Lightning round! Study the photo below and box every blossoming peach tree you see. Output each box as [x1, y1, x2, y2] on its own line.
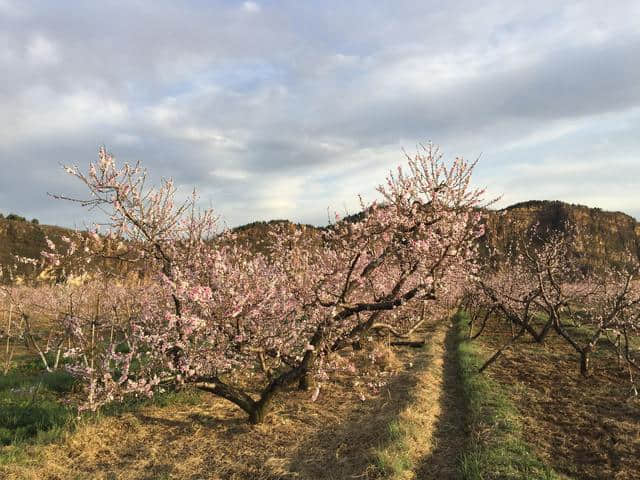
[470, 224, 640, 393]
[38, 144, 487, 423]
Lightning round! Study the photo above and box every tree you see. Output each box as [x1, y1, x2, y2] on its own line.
[38, 144, 488, 423]
[472, 224, 640, 392]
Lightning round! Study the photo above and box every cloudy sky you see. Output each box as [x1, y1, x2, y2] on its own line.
[1, 0, 639, 228]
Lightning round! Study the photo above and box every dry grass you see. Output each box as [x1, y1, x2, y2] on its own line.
[475, 318, 640, 480]
[375, 319, 465, 479]
[1, 318, 451, 480]
[413, 321, 466, 479]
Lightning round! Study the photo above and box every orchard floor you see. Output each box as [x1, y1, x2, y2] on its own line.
[3, 316, 639, 479]
[474, 319, 640, 480]
[0, 317, 466, 480]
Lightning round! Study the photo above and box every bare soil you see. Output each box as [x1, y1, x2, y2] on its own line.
[475, 319, 640, 480]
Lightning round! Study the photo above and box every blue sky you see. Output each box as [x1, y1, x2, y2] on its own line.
[1, 0, 639, 228]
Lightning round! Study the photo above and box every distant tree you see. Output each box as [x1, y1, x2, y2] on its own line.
[471, 224, 640, 393]
[31, 218, 39, 225]
[7, 213, 26, 222]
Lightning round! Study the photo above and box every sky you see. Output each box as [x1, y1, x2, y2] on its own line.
[1, 0, 639, 229]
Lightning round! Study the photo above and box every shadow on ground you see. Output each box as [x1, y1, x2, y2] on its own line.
[414, 323, 466, 479]
[287, 322, 442, 479]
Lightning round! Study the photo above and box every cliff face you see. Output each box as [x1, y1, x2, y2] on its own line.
[233, 201, 640, 271]
[482, 200, 640, 270]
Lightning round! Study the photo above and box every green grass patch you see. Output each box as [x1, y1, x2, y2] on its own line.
[0, 361, 201, 466]
[373, 418, 416, 477]
[0, 366, 78, 450]
[371, 342, 429, 479]
[455, 311, 567, 480]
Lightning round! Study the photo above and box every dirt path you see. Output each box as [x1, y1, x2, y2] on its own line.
[411, 321, 466, 479]
[372, 318, 467, 479]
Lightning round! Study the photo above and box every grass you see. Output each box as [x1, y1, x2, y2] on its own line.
[7, 311, 627, 479]
[0, 358, 201, 467]
[373, 395, 420, 478]
[0, 365, 77, 449]
[372, 317, 468, 479]
[371, 331, 436, 479]
[0, 323, 444, 480]
[474, 313, 640, 479]
[455, 311, 566, 480]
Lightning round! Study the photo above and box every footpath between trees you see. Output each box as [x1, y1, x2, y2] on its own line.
[382, 312, 566, 480]
[375, 317, 465, 479]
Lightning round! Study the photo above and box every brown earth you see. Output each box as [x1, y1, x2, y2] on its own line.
[475, 319, 640, 480]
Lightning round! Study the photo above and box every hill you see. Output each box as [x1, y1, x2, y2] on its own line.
[2, 200, 639, 282]
[482, 200, 640, 270]
[231, 201, 640, 271]
[0, 215, 77, 283]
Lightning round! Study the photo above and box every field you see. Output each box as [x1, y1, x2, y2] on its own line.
[2, 307, 637, 479]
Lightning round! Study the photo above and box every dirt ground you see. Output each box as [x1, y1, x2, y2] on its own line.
[476, 319, 640, 480]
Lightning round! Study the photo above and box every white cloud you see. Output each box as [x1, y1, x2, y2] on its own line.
[26, 34, 59, 65]
[0, 88, 128, 145]
[113, 133, 142, 146]
[242, 1, 260, 13]
[1, 1, 640, 227]
[0, 0, 25, 17]
[209, 168, 249, 181]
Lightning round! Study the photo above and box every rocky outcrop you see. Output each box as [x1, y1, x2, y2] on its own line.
[481, 200, 640, 270]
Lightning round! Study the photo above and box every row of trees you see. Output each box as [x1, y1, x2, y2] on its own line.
[465, 225, 640, 394]
[2, 144, 638, 424]
[0, 212, 39, 223]
[1, 144, 488, 423]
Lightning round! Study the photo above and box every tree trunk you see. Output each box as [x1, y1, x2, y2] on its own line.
[390, 340, 425, 348]
[194, 377, 263, 423]
[248, 402, 269, 424]
[537, 319, 553, 343]
[298, 373, 314, 391]
[479, 325, 526, 373]
[580, 351, 591, 377]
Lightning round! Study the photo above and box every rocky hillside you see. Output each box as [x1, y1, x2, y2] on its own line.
[232, 201, 640, 271]
[482, 200, 640, 270]
[2, 200, 639, 283]
[0, 216, 75, 282]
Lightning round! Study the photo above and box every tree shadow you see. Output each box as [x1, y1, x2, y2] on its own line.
[186, 411, 253, 435]
[135, 413, 192, 429]
[414, 324, 466, 479]
[134, 410, 254, 437]
[287, 322, 442, 479]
